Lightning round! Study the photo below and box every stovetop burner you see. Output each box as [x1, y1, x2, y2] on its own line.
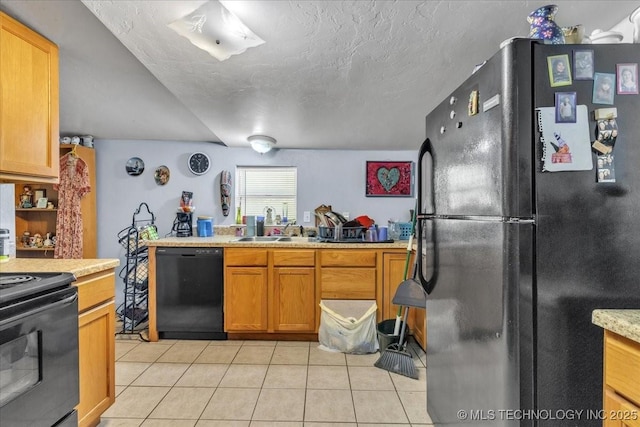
[0, 274, 41, 287]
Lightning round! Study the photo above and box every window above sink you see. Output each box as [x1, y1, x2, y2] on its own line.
[236, 166, 297, 224]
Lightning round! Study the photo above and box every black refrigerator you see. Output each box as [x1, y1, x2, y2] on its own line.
[417, 39, 640, 426]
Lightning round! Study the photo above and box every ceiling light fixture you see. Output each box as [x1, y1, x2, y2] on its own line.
[248, 135, 276, 154]
[168, 1, 264, 61]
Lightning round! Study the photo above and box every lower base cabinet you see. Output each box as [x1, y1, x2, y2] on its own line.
[411, 308, 426, 350]
[224, 249, 316, 333]
[603, 330, 640, 427]
[273, 266, 315, 331]
[219, 247, 424, 342]
[225, 266, 269, 331]
[75, 270, 116, 427]
[382, 252, 426, 350]
[604, 390, 640, 427]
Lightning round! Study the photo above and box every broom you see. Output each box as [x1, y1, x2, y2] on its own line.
[374, 304, 418, 379]
[393, 199, 418, 335]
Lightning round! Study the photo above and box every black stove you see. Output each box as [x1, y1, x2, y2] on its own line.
[0, 271, 79, 426]
[0, 272, 76, 305]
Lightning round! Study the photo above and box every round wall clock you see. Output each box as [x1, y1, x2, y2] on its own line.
[188, 152, 211, 175]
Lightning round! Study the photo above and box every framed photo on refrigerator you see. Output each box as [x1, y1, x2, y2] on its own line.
[617, 63, 638, 94]
[573, 49, 594, 80]
[547, 54, 572, 87]
[593, 72, 615, 105]
[555, 92, 577, 123]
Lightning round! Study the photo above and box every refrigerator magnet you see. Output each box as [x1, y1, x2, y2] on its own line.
[592, 119, 618, 154]
[596, 154, 616, 183]
[592, 73, 615, 105]
[555, 92, 577, 123]
[594, 107, 617, 120]
[616, 63, 638, 95]
[573, 49, 594, 80]
[468, 90, 479, 116]
[482, 94, 500, 112]
[548, 54, 572, 87]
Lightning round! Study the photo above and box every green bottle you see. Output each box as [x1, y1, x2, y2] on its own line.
[235, 204, 242, 224]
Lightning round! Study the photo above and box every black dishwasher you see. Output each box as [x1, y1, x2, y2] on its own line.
[155, 247, 227, 339]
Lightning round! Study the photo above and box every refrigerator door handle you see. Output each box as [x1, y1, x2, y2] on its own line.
[417, 217, 438, 295]
[417, 138, 435, 216]
[417, 138, 438, 294]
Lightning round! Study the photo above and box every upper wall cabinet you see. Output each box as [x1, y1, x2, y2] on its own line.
[0, 12, 59, 183]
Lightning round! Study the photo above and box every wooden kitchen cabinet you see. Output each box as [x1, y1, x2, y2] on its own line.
[603, 330, 640, 427]
[381, 251, 426, 349]
[412, 308, 426, 350]
[382, 252, 410, 320]
[0, 12, 59, 183]
[11, 144, 97, 258]
[14, 204, 57, 258]
[273, 250, 315, 332]
[317, 249, 380, 331]
[225, 248, 316, 333]
[74, 269, 116, 427]
[225, 249, 268, 331]
[155, 246, 408, 341]
[318, 249, 377, 300]
[225, 267, 268, 331]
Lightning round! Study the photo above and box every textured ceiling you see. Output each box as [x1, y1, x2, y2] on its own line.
[1, 1, 638, 150]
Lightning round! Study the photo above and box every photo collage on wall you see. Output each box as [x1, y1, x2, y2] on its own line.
[545, 49, 638, 183]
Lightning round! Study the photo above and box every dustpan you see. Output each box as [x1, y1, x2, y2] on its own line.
[392, 275, 427, 308]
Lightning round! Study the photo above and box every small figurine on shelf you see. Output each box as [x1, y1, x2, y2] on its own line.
[43, 232, 54, 247]
[20, 185, 33, 208]
[22, 231, 30, 247]
[33, 233, 44, 248]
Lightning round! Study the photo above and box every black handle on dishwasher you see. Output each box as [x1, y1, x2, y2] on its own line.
[156, 247, 223, 256]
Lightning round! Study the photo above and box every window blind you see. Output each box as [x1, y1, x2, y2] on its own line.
[236, 166, 297, 222]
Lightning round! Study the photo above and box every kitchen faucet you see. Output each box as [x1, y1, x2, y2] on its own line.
[283, 221, 297, 235]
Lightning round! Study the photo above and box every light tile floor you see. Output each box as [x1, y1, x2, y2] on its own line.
[99, 336, 432, 426]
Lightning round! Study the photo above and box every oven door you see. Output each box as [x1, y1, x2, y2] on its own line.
[0, 287, 79, 426]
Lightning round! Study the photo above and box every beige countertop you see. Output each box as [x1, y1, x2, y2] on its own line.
[592, 309, 640, 344]
[0, 258, 120, 278]
[145, 235, 410, 249]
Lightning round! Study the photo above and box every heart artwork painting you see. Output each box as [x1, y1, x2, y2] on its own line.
[366, 161, 414, 197]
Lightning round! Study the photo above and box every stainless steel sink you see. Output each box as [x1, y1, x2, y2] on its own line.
[235, 236, 292, 242]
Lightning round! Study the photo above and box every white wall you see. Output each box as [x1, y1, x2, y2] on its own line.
[94, 139, 418, 304]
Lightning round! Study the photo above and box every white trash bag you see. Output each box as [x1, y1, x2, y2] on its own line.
[318, 300, 379, 354]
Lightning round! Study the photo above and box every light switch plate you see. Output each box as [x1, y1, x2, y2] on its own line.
[303, 211, 311, 222]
